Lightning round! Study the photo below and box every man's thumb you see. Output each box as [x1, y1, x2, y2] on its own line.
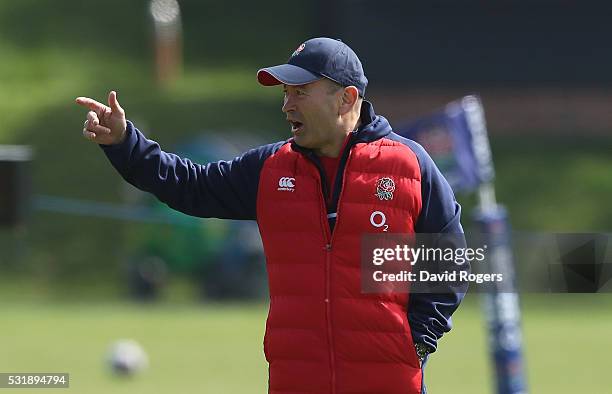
[108, 91, 123, 113]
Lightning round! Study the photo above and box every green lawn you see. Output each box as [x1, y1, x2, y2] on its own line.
[1, 294, 610, 393]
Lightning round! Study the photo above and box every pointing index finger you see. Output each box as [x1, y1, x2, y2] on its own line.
[75, 97, 110, 114]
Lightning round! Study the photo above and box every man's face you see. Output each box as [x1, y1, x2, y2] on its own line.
[282, 79, 341, 151]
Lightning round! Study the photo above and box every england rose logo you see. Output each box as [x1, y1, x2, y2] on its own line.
[375, 177, 395, 201]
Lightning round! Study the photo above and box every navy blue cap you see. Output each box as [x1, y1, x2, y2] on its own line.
[257, 37, 368, 97]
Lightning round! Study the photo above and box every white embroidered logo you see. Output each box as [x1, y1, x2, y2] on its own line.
[370, 211, 388, 232]
[278, 177, 295, 192]
[375, 177, 395, 201]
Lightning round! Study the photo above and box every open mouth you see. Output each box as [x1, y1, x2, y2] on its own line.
[289, 121, 303, 133]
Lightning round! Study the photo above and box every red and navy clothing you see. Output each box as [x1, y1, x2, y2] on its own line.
[101, 101, 467, 394]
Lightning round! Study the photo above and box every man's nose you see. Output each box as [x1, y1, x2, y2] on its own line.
[282, 96, 295, 113]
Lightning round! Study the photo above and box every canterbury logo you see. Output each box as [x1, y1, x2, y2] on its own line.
[278, 177, 295, 192]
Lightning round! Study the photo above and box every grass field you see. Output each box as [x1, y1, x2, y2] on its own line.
[1, 294, 611, 393]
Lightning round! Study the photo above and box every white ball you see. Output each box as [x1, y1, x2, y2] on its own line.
[107, 339, 149, 375]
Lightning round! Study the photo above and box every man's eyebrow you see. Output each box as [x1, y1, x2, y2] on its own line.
[283, 84, 308, 89]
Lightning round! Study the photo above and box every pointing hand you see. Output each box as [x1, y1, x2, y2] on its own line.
[75, 91, 127, 145]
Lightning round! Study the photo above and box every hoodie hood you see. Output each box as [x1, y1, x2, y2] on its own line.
[353, 100, 393, 143]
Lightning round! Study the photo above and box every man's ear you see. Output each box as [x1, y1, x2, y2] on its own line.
[339, 86, 359, 115]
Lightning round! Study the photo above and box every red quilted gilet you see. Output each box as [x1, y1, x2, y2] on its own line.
[257, 137, 423, 394]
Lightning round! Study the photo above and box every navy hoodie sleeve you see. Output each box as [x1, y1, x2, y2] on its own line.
[100, 121, 284, 220]
[389, 133, 469, 353]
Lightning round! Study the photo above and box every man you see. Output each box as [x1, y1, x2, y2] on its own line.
[76, 37, 466, 394]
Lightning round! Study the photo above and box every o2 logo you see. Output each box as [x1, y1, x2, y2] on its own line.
[370, 211, 388, 232]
